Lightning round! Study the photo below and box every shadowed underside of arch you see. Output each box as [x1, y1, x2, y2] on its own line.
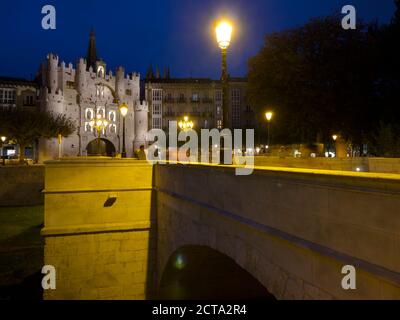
[159, 245, 276, 300]
[86, 138, 116, 156]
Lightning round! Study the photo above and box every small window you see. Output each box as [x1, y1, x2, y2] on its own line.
[24, 95, 34, 106]
[192, 93, 199, 102]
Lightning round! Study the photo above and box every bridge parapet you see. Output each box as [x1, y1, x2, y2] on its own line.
[155, 164, 400, 299]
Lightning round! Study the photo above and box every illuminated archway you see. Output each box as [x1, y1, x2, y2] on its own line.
[159, 245, 275, 300]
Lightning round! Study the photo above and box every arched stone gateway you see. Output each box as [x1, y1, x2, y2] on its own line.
[159, 245, 275, 300]
[86, 138, 116, 156]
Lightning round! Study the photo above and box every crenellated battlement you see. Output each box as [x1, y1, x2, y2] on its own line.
[43, 86, 64, 99]
[47, 53, 59, 61]
[135, 100, 149, 112]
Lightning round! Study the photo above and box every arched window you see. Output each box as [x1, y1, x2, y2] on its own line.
[85, 108, 93, 120]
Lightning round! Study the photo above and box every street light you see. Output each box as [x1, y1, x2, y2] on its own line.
[216, 21, 232, 50]
[178, 116, 194, 160]
[332, 134, 338, 158]
[0, 136, 6, 166]
[178, 116, 194, 131]
[90, 114, 108, 156]
[265, 111, 273, 151]
[119, 103, 129, 158]
[215, 20, 233, 164]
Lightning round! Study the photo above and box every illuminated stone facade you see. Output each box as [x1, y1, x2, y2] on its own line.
[37, 31, 148, 161]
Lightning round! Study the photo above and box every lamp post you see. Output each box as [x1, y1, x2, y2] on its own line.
[90, 114, 108, 156]
[119, 103, 128, 158]
[265, 111, 273, 152]
[332, 134, 338, 158]
[178, 116, 194, 159]
[1, 136, 6, 166]
[216, 20, 232, 164]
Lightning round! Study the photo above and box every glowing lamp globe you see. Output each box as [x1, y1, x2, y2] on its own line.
[119, 103, 128, 117]
[216, 21, 232, 49]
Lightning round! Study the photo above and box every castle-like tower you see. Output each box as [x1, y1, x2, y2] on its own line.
[38, 30, 148, 161]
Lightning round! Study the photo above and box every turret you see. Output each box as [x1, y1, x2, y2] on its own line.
[134, 101, 149, 150]
[76, 58, 87, 94]
[127, 72, 140, 100]
[115, 66, 125, 100]
[47, 53, 59, 93]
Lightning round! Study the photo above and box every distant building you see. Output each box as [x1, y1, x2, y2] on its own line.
[0, 76, 39, 159]
[145, 73, 255, 132]
[0, 76, 38, 110]
[36, 30, 148, 161]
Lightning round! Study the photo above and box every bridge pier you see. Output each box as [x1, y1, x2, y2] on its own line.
[42, 158, 157, 300]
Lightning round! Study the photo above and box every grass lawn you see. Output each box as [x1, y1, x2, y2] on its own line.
[0, 206, 44, 300]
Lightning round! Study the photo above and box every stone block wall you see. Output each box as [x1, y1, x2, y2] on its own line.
[44, 230, 156, 300]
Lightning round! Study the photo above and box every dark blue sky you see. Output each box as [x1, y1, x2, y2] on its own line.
[0, 0, 396, 80]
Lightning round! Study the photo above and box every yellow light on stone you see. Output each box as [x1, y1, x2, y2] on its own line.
[332, 135, 338, 141]
[1, 136, 6, 142]
[265, 112, 273, 121]
[216, 21, 232, 49]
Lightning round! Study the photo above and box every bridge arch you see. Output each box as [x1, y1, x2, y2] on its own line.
[159, 245, 275, 300]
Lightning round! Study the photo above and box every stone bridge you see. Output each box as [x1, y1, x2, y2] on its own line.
[42, 159, 400, 299]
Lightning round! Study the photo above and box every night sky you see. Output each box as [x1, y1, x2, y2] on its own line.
[0, 0, 396, 80]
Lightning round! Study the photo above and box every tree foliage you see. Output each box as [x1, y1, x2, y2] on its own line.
[0, 109, 75, 161]
[247, 4, 400, 156]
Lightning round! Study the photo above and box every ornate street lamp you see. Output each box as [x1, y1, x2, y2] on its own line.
[178, 116, 194, 159]
[119, 103, 128, 158]
[178, 116, 194, 131]
[90, 114, 108, 156]
[265, 111, 273, 151]
[215, 20, 233, 164]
